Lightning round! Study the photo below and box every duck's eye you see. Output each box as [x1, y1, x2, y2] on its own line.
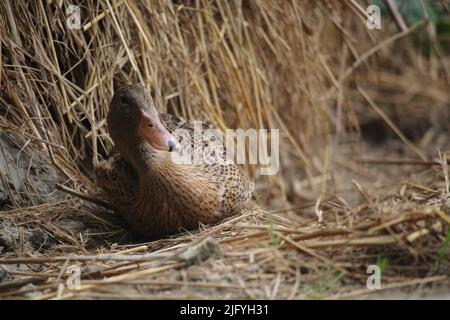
[120, 96, 129, 104]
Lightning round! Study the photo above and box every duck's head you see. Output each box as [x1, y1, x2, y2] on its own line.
[108, 84, 177, 152]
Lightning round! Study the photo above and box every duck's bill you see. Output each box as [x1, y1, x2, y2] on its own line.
[139, 111, 177, 152]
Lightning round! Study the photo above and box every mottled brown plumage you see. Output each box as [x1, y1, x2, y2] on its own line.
[95, 84, 254, 236]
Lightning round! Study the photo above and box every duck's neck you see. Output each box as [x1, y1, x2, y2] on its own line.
[121, 138, 156, 177]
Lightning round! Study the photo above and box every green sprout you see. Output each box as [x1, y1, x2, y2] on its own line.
[436, 228, 450, 271]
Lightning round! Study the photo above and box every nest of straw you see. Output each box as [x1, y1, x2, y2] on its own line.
[0, 0, 449, 299]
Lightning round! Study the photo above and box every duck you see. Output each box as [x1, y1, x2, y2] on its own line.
[94, 84, 254, 236]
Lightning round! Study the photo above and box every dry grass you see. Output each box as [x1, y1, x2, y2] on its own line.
[0, 168, 448, 299]
[0, 0, 449, 299]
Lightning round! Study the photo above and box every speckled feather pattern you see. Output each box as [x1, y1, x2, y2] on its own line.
[95, 113, 254, 236]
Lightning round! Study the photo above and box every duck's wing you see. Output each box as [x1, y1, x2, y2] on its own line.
[160, 113, 209, 134]
[159, 113, 187, 132]
[94, 151, 139, 211]
[159, 113, 226, 158]
[160, 113, 254, 214]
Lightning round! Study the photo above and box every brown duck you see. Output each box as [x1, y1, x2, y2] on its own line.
[95, 84, 254, 236]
